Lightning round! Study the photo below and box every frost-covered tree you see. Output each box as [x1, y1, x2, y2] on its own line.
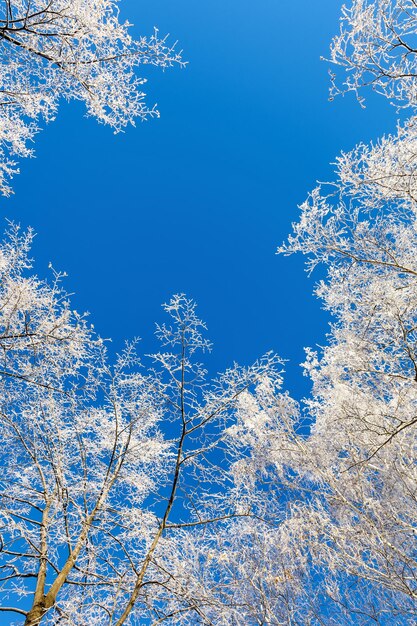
[278, 125, 417, 622]
[5, 1, 417, 625]
[0, 226, 299, 625]
[0, 0, 183, 195]
[273, 1, 417, 622]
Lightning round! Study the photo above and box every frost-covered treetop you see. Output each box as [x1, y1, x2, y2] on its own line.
[330, 0, 417, 109]
[0, 0, 183, 195]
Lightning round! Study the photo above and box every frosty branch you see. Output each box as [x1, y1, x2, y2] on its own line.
[0, 0, 183, 195]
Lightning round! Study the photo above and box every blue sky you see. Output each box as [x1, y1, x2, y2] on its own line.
[2, 0, 397, 401]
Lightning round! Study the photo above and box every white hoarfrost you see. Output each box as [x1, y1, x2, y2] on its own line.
[0, 0, 183, 195]
[3, 1, 417, 624]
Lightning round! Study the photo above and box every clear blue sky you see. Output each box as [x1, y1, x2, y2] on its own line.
[3, 0, 396, 401]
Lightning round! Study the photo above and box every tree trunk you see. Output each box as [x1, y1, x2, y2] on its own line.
[25, 602, 46, 626]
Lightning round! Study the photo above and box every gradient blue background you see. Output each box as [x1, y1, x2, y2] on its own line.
[2, 0, 396, 401]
